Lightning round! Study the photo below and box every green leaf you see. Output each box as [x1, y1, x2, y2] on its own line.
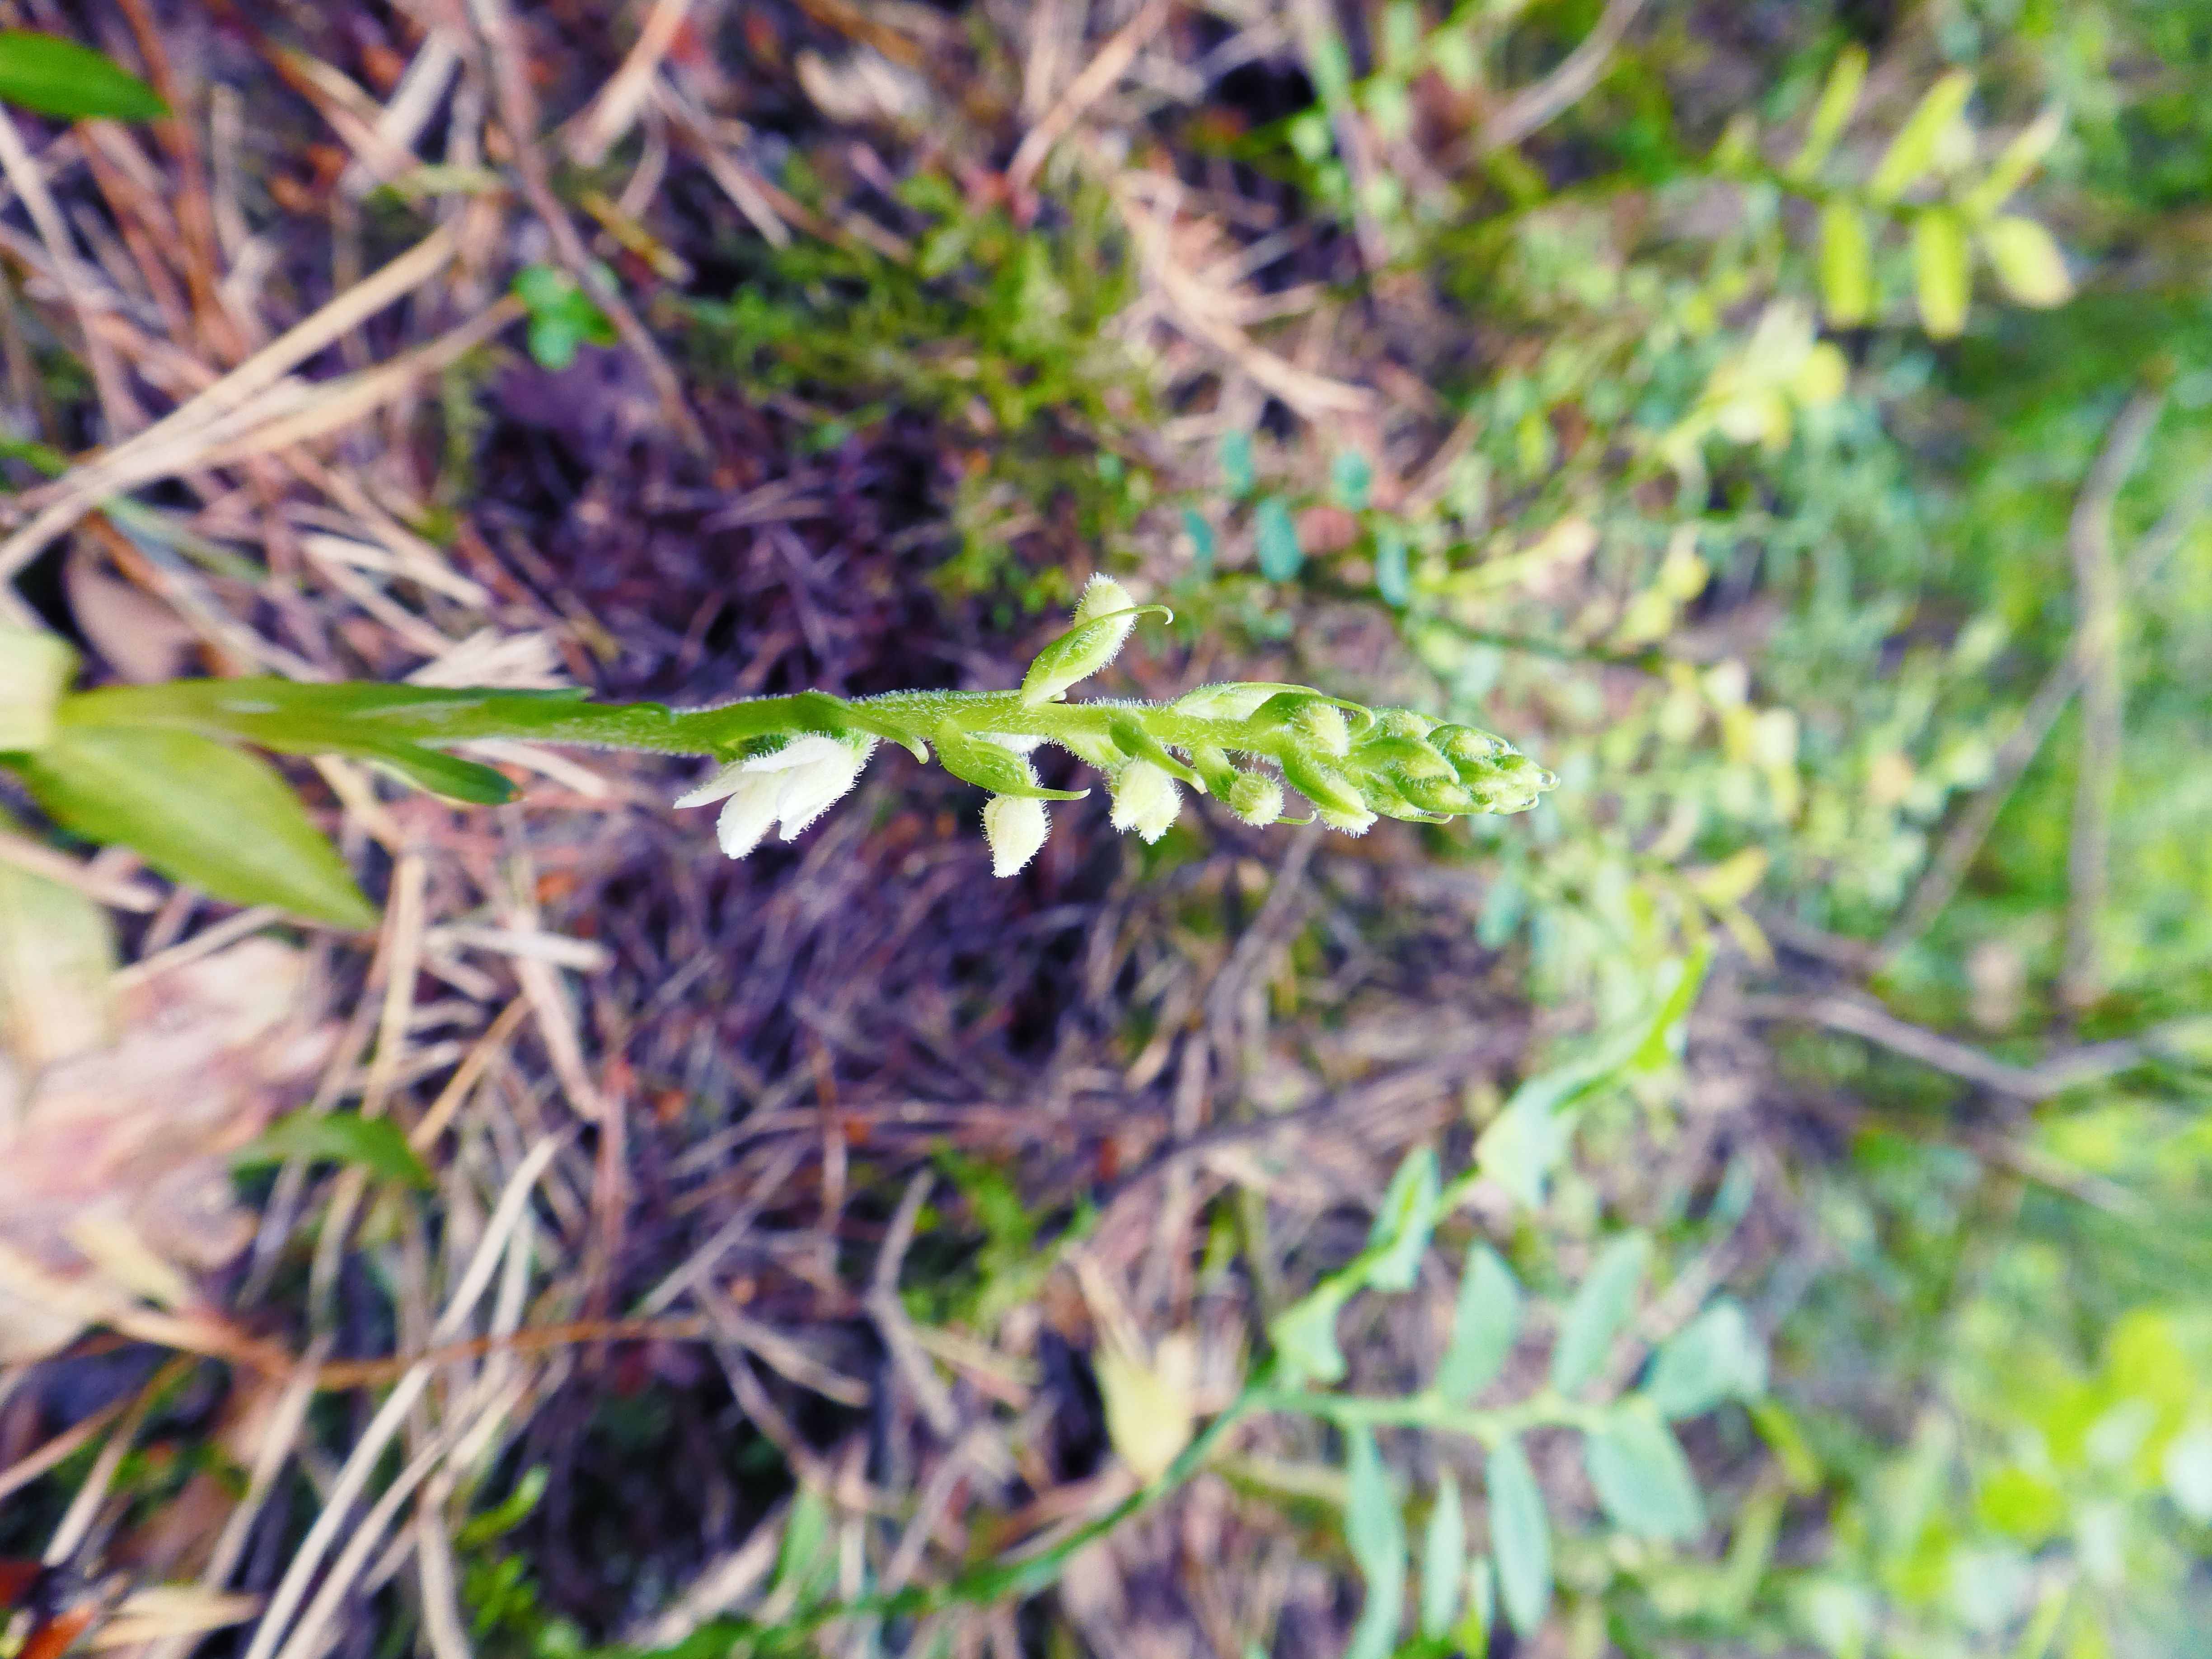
[1486, 1435, 1551, 1636]
[1183, 507, 1217, 577]
[1219, 429, 1256, 496]
[238, 1110, 432, 1188]
[14, 726, 376, 927]
[770, 1486, 836, 1611]
[1960, 108, 2063, 220]
[0, 32, 167, 121]
[1550, 1232, 1650, 1396]
[1331, 450, 1373, 511]
[1361, 1145, 1439, 1293]
[1437, 1244, 1521, 1404]
[1584, 1407, 1705, 1540]
[1269, 1279, 1352, 1384]
[1254, 496, 1303, 581]
[368, 744, 519, 805]
[1643, 1298, 1767, 1419]
[1787, 46, 1866, 179]
[1866, 70, 1974, 204]
[1419, 1473, 1467, 1639]
[1818, 200, 1874, 328]
[932, 725, 1087, 800]
[455, 1467, 549, 1549]
[1913, 208, 1971, 338]
[512, 263, 618, 370]
[1979, 215, 2071, 308]
[1343, 1426, 1407, 1659]
[1374, 525, 1411, 607]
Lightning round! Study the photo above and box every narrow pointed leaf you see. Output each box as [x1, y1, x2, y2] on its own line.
[1643, 1298, 1767, 1419]
[1912, 208, 1971, 338]
[16, 726, 375, 927]
[238, 1110, 432, 1188]
[1818, 200, 1874, 327]
[0, 32, 166, 120]
[1362, 1145, 1440, 1292]
[1585, 1407, 1706, 1540]
[1980, 215, 2071, 307]
[1867, 70, 1974, 203]
[1419, 1473, 1467, 1639]
[1437, 1244, 1521, 1403]
[1486, 1436, 1551, 1636]
[1344, 1426, 1407, 1659]
[1551, 1232, 1650, 1395]
[1787, 46, 1866, 179]
[1269, 1279, 1351, 1383]
[369, 745, 519, 805]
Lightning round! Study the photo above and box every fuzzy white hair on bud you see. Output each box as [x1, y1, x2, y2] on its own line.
[983, 794, 1050, 876]
[1110, 759, 1181, 843]
[1021, 574, 1143, 704]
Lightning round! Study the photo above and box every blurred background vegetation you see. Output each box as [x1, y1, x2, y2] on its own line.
[0, 0, 2207, 1657]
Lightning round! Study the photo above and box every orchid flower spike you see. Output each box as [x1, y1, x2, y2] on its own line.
[675, 734, 877, 859]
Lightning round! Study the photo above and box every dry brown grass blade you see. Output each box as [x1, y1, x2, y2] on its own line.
[1007, 0, 1172, 197]
[568, 0, 700, 167]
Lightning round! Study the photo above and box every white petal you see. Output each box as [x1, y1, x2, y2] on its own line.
[983, 795, 1049, 877]
[1110, 760, 1181, 842]
[716, 778, 781, 858]
[774, 737, 876, 839]
[673, 760, 748, 808]
[745, 734, 853, 773]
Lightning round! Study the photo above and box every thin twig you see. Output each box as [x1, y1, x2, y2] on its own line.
[2061, 391, 2161, 1011]
[1739, 992, 2193, 1101]
[1477, 0, 1651, 153]
[1007, 0, 1172, 197]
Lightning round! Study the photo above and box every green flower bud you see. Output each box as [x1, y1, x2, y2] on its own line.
[1228, 771, 1285, 825]
[1281, 752, 1376, 834]
[1020, 574, 1143, 704]
[1430, 724, 1509, 772]
[1396, 775, 1478, 814]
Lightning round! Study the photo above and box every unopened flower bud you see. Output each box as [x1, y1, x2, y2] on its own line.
[1281, 753, 1375, 834]
[1021, 574, 1141, 704]
[1227, 771, 1284, 825]
[1286, 701, 1351, 758]
[1110, 759, 1181, 843]
[1397, 775, 1478, 814]
[983, 794, 1050, 876]
[1430, 724, 1509, 773]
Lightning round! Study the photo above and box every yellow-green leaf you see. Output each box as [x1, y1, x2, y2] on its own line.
[1912, 208, 1971, 338]
[14, 726, 376, 927]
[1961, 108, 2064, 220]
[238, 1110, 432, 1189]
[1867, 70, 1974, 204]
[0, 854, 113, 1069]
[1818, 200, 1874, 327]
[1788, 47, 1867, 180]
[1980, 214, 2073, 307]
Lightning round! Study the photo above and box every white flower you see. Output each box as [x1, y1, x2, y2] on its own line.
[982, 794, 1050, 876]
[674, 735, 876, 859]
[1109, 760, 1181, 844]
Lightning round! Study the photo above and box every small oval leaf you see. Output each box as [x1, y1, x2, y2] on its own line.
[1344, 1425, 1408, 1659]
[1551, 1232, 1650, 1396]
[17, 726, 376, 927]
[1486, 1435, 1551, 1636]
[1912, 208, 1971, 338]
[1254, 496, 1303, 581]
[1643, 1298, 1767, 1420]
[0, 32, 167, 121]
[1584, 1407, 1706, 1540]
[1818, 200, 1874, 327]
[1419, 1472, 1467, 1639]
[1980, 215, 2071, 308]
[1437, 1244, 1522, 1404]
[1362, 1145, 1439, 1293]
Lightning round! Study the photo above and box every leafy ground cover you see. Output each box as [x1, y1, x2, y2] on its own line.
[0, 2, 2207, 1658]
